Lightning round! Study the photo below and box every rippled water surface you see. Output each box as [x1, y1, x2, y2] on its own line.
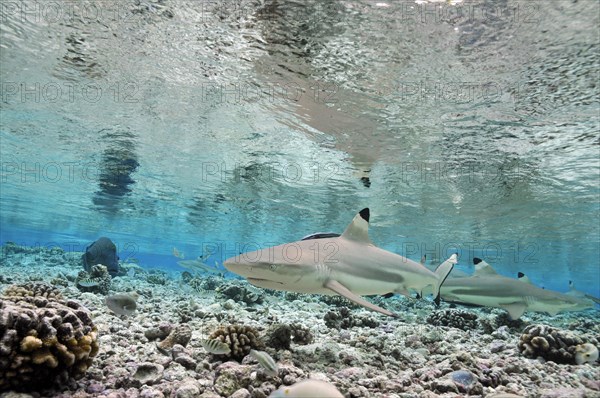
[1, 0, 598, 294]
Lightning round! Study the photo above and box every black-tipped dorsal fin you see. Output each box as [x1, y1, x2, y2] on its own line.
[341, 208, 371, 243]
[517, 272, 533, 284]
[473, 258, 497, 276]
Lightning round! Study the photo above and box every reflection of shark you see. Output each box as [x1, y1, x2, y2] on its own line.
[223, 208, 455, 317]
[439, 258, 597, 319]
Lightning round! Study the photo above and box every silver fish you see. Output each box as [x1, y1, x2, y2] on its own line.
[249, 349, 278, 376]
[201, 339, 231, 355]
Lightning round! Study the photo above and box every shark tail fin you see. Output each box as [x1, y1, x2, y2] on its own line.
[433, 253, 458, 305]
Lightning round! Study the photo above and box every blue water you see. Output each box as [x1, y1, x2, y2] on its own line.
[1, 0, 599, 297]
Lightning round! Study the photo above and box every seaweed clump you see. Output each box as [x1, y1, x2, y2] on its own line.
[0, 283, 99, 391]
[208, 325, 264, 361]
[426, 309, 478, 331]
[518, 324, 597, 364]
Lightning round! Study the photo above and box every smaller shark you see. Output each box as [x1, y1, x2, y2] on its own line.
[223, 208, 456, 317]
[177, 259, 224, 276]
[439, 258, 597, 319]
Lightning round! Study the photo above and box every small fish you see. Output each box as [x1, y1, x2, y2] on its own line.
[77, 278, 101, 287]
[105, 293, 138, 316]
[200, 339, 231, 355]
[173, 247, 185, 259]
[249, 349, 278, 376]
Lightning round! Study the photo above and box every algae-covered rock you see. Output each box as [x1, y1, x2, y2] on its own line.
[213, 362, 253, 396]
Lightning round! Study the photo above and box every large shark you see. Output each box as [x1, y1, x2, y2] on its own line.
[223, 208, 456, 317]
[439, 258, 597, 319]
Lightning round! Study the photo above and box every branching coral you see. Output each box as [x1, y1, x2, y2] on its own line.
[208, 325, 264, 361]
[518, 324, 598, 364]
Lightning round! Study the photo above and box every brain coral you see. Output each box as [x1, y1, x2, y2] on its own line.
[0, 283, 99, 391]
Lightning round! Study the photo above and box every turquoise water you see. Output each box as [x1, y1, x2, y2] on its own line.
[1, 0, 599, 296]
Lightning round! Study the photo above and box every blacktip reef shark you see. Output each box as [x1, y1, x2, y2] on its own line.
[223, 208, 456, 317]
[438, 258, 597, 319]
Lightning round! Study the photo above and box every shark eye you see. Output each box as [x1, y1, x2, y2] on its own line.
[270, 264, 278, 271]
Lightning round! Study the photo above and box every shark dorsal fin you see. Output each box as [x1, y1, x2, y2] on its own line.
[473, 258, 497, 276]
[341, 208, 372, 244]
[420, 255, 426, 265]
[517, 272, 533, 284]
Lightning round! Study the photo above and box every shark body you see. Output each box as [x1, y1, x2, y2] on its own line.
[223, 208, 456, 317]
[439, 258, 596, 319]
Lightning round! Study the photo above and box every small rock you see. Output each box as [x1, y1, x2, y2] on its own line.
[223, 299, 236, 309]
[214, 362, 253, 396]
[230, 388, 251, 398]
[139, 387, 164, 398]
[175, 382, 200, 398]
[174, 355, 197, 370]
[145, 322, 173, 341]
[492, 325, 511, 340]
[432, 378, 459, 393]
[157, 324, 192, 351]
[490, 340, 506, 353]
[415, 348, 430, 357]
[133, 363, 164, 386]
[283, 374, 297, 385]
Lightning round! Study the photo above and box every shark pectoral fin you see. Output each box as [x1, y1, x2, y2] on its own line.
[433, 254, 457, 304]
[324, 279, 398, 317]
[546, 309, 560, 316]
[500, 303, 527, 320]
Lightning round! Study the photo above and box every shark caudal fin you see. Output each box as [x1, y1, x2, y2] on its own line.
[433, 253, 458, 305]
